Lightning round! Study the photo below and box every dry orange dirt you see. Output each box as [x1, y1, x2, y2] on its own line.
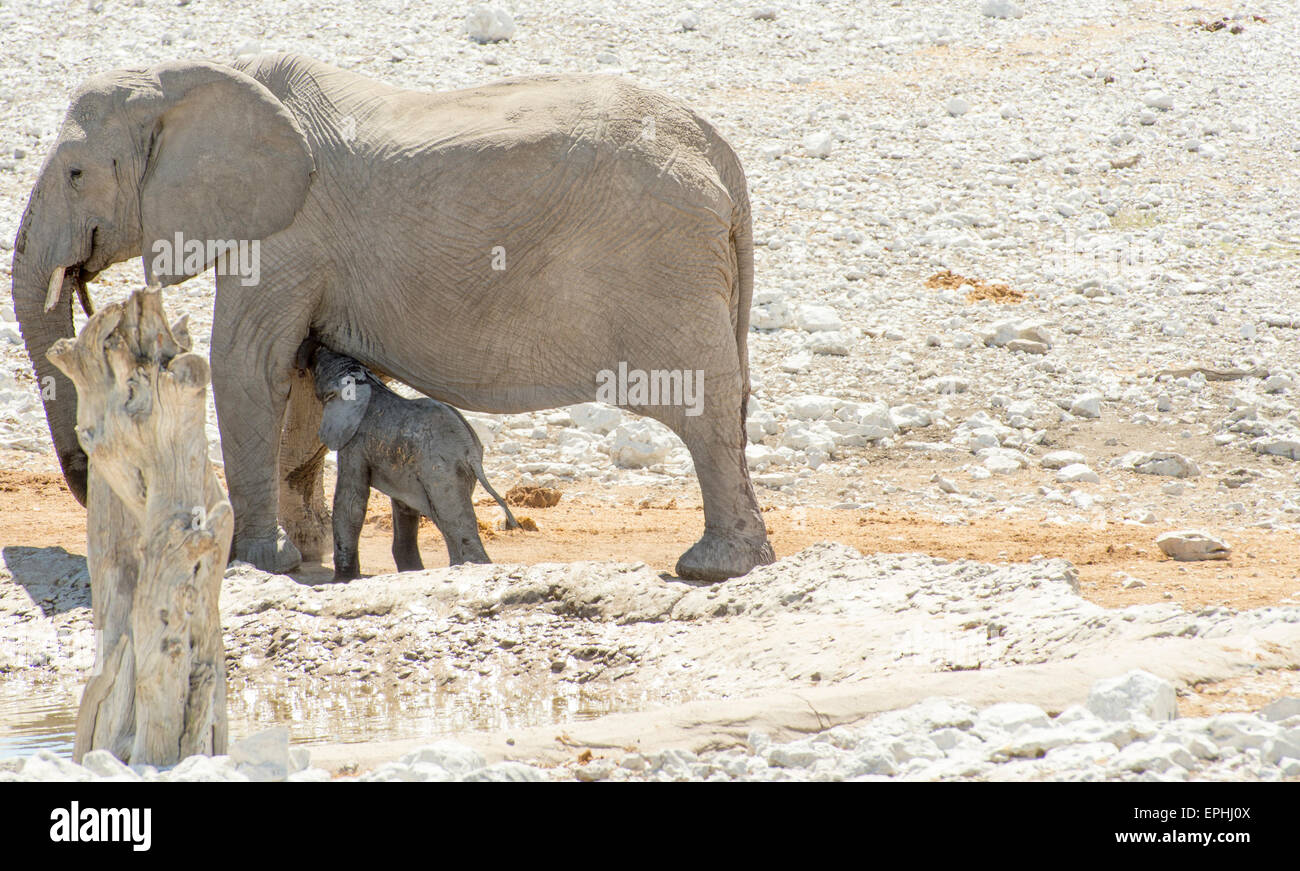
[4, 468, 1296, 714]
[2, 469, 1296, 613]
[925, 269, 1027, 304]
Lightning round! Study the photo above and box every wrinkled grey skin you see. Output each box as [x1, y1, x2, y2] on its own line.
[11, 52, 773, 583]
[301, 341, 519, 580]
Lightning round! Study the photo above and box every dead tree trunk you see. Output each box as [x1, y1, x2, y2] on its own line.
[47, 288, 233, 766]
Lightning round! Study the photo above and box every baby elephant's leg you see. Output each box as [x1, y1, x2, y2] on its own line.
[390, 498, 424, 572]
[331, 452, 370, 582]
[423, 470, 491, 565]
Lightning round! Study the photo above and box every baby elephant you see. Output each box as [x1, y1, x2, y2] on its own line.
[297, 341, 519, 581]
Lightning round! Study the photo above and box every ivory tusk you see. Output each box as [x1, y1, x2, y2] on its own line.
[44, 265, 66, 312]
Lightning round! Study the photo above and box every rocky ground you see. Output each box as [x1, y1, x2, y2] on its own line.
[3, 1, 1300, 780]
[3, 541, 1299, 780]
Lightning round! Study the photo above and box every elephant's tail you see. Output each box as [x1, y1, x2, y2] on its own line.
[448, 404, 520, 530]
[472, 466, 520, 531]
[731, 186, 755, 423]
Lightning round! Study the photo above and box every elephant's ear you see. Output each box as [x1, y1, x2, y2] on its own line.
[319, 381, 371, 451]
[138, 61, 315, 286]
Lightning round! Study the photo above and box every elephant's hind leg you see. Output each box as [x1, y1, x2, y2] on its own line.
[390, 498, 425, 572]
[671, 397, 773, 582]
[422, 470, 491, 566]
[642, 320, 773, 582]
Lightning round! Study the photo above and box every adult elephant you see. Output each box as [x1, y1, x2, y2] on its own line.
[10, 53, 773, 582]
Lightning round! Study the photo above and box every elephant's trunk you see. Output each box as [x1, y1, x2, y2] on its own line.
[10, 200, 89, 505]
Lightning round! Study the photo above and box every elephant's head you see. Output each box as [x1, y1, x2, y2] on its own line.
[11, 59, 315, 504]
[304, 344, 373, 451]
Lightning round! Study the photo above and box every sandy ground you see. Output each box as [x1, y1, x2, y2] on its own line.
[3, 1, 1300, 777]
[3, 464, 1298, 613]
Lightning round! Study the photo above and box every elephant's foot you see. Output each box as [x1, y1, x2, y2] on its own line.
[675, 530, 774, 583]
[233, 526, 302, 574]
[285, 518, 331, 563]
[393, 552, 425, 573]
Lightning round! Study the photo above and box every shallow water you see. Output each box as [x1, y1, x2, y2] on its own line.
[0, 688, 78, 759]
[0, 672, 665, 760]
[224, 670, 663, 746]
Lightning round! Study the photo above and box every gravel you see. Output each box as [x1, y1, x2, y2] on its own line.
[7, 673, 1297, 782]
[3, 0, 1300, 781]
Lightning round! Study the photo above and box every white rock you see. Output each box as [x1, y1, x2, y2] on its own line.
[575, 759, 617, 781]
[890, 404, 933, 430]
[975, 702, 1051, 735]
[786, 394, 840, 420]
[1110, 740, 1193, 773]
[676, 11, 700, 31]
[944, 97, 970, 117]
[569, 402, 623, 435]
[1041, 450, 1085, 470]
[81, 749, 137, 780]
[1087, 670, 1177, 722]
[751, 298, 793, 329]
[21, 751, 94, 782]
[466, 6, 516, 43]
[1208, 713, 1278, 751]
[931, 375, 968, 394]
[1156, 530, 1230, 561]
[1251, 436, 1300, 461]
[980, 0, 1024, 19]
[778, 350, 813, 373]
[779, 421, 836, 453]
[170, 754, 250, 782]
[803, 131, 834, 159]
[610, 420, 675, 468]
[992, 727, 1078, 759]
[982, 448, 1025, 475]
[1043, 741, 1117, 767]
[400, 741, 486, 778]
[1069, 393, 1102, 419]
[1056, 463, 1099, 484]
[230, 726, 290, 781]
[1116, 450, 1200, 478]
[1142, 91, 1174, 111]
[1260, 698, 1300, 722]
[809, 331, 851, 356]
[464, 762, 551, 782]
[796, 304, 844, 331]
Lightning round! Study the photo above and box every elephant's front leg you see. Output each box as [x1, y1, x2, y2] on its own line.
[211, 275, 314, 574]
[279, 369, 331, 562]
[331, 453, 370, 581]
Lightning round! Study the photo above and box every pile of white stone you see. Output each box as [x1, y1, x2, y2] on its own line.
[4, 672, 1296, 782]
[574, 672, 1300, 782]
[0, 729, 552, 783]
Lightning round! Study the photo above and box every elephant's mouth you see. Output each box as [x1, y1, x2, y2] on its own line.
[46, 228, 101, 315]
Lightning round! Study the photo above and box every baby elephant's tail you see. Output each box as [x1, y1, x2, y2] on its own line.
[449, 405, 521, 530]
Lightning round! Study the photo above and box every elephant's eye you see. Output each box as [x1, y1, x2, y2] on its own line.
[68, 167, 82, 187]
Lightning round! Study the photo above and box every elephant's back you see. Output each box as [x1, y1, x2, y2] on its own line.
[381, 76, 735, 210]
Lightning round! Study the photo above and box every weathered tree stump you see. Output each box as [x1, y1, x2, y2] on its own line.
[47, 287, 233, 765]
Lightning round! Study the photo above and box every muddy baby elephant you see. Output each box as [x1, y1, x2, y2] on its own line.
[298, 341, 519, 580]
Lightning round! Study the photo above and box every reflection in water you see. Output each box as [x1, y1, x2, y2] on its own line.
[0, 686, 79, 759]
[226, 670, 666, 746]
[1, 671, 679, 759]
